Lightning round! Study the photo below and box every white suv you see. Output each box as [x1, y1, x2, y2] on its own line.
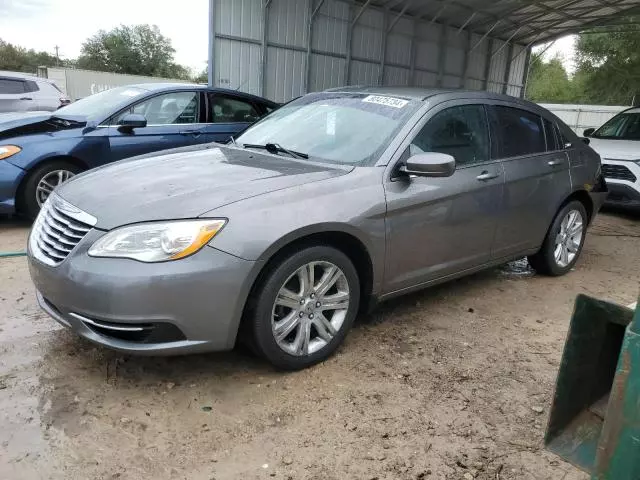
[0, 71, 70, 113]
[585, 107, 640, 210]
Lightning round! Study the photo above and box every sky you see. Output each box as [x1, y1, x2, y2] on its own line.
[535, 35, 577, 73]
[0, 0, 577, 76]
[0, 0, 210, 73]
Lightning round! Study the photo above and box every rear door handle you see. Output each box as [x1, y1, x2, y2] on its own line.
[476, 171, 500, 181]
[548, 159, 563, 167]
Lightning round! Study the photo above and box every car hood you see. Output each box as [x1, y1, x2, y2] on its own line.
[588, 138, 640, 161]
[57, 145, 353, 230]
[0, 111, 87, 140]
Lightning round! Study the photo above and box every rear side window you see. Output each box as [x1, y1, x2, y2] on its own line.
[493, 106, 546, 158]
[0, 78, 26, 94]
[209, 94, 260, 123]
[24, 80, 39, 93]
[543, 119, 559, 151]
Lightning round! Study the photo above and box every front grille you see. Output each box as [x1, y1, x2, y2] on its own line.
[30, 194, 96, 266]
[602, 163, 637, 182]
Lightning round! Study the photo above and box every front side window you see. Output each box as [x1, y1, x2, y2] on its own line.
[0, 78, 26, 94]
[236, 92, 421, 166]
[410, 105, 490, 167]
[494, 106, 546, 157]
[113, 91, 199, 125]
[209, 95, 260, 123]
[594, 111, 640, 140]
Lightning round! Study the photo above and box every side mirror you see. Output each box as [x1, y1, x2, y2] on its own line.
[117, 113, 147, 133]
[583, 128, 595, 137]
[401, 152, 456, 178]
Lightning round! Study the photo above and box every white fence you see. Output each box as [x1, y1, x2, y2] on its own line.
[540, 103, 630, 135]
[41, 67, 192, 101]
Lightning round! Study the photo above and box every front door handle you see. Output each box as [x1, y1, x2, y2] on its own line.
[548, 159, 563, 167]
[476, 171, 499, 181]
[19, 97, 32, 101]
[179, 129, 203, 137]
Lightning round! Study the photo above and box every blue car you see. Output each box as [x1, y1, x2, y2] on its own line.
[0, 83, 277, 218]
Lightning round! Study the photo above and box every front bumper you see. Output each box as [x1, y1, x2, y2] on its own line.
[28, 228, 258, 355]
[602, 160, 640, 209]
[0, 160, 26, 214]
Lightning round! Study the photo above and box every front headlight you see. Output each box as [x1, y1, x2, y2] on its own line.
[0, 145, 21, 160]
[88, 219, 226, 262]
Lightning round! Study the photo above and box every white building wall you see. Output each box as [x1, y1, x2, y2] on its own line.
[540, 104, 630, 134]
[212, 0, 529, 103]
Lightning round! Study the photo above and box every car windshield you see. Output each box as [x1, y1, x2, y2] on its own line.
[593, 110, 640, 140]
[55, 86, 147, 120]
[236, 92, 421, 166]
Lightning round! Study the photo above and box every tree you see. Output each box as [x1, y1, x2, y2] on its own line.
[76, 24, 191, 80]
[0, 38, 61, 73]
[574, 22, 640, 105]
[526, 53, 576, 103]
[193, 68, 208, 84]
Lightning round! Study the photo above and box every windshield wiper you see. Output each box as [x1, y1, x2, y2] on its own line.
[242, 142, 308, 159]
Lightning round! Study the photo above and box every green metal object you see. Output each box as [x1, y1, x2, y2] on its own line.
[545, 294, 640, 479]
[0, 251, 26, 258]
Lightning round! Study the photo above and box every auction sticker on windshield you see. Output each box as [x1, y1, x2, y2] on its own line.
[362, 95, 408, 109]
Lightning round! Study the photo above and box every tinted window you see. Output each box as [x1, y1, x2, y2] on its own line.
[113, 91, 200, 125]
[209, 94, 260, 123]
[494, 106, 545, 157]
[0, 78, 26, 94]
[543, 119, 559, 151]
[594, 111, 640, 140]
[410, 105, 490, 166]
[24, 80, 39, 93]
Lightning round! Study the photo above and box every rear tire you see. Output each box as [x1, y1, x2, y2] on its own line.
[247, 245, 360, 370]
[19, 160, 81, 219]
[528, 200, 588, 276]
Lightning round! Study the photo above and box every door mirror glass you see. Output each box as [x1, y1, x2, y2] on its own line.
[583, 127, 595, 137]
[118, 113, 147, 132]
[402, 152, 456, 177]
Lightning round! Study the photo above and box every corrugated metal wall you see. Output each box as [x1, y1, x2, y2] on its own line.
[212, 0, 529, 103]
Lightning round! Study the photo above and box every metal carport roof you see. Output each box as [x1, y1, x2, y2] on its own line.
[352, 0, 640, 46]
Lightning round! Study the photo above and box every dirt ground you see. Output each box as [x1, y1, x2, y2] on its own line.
[0, 212, 638, 480]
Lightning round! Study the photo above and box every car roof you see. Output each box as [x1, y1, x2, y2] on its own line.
[127, 83, 278, 105]
[621, 107, 640, 114]
[0, 70, 41, 81]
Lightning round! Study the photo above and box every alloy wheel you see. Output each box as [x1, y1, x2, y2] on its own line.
[271, 261, 350, 356]
[36, 170, 75, 207]
[554, 209, 584, 268]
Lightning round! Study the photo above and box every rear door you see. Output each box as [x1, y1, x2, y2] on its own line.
[0, 77, 37, 113]
[489, 104, 571, 259]
[107, 90, 208, 161]
[383, 101, 505, 294]
[202, 93, 264, 143]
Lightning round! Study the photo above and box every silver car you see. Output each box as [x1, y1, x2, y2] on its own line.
[0, 71, 70, 113]
[27, 87, 608, 370]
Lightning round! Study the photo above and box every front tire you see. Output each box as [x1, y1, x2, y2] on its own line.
[247, 246, 360, 370]
[528, 200, 588, 276]
[19, 160, 81, 219]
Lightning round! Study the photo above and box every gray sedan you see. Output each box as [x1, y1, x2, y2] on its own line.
[27, 87, 608, 370]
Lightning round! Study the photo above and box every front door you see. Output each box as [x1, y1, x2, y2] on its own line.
[383, 102, 504, 295]
[489, 105, 572, 258]
[108, 90, 208, 161]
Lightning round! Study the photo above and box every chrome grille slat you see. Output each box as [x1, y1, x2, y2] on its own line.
[30, 194, 94, 266]
[48, 207, 91, 233]
[42, 213, 84, 240]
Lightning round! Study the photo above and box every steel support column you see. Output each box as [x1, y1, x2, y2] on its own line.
[461, 29, 472, 89]
[409, 19, 417, 86]
[260, 0, 273, 96]
[437, 22, 448, 87]
[208, 0, 216, 87]
[345, 0, 373, 86]
[521, 47, 532, 99]
[379, 9, 389, 85]
[305, 0, 325, 93]
[483, 38, 494, 91]
[502, 42, 514, 95]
